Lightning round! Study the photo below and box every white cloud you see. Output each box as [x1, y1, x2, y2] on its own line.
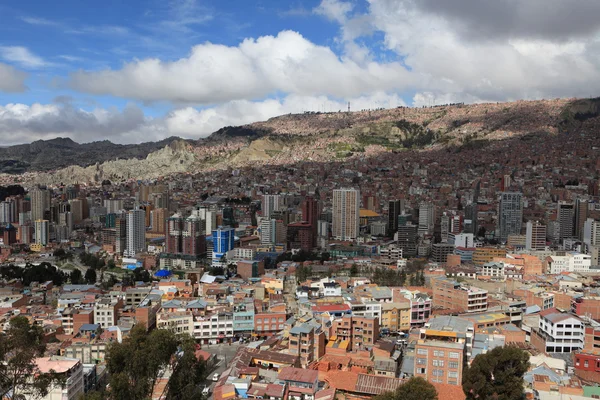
[360, 0, 600, 102]
[0, 92, 406, 145]
[314, 0, 354, 24]
[0, 63, 28, 92]
[0, 46, 50, 69]
[68, 30, 414, 104]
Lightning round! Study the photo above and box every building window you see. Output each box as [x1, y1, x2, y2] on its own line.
[433, 350, 445, 357]
[417, 349, 428, 355]
[417, 358, 426, 365]
[449, 352, 460, 359]
[449, 371, 458, 379]
[433, 360, 444, 367]
[449, 361, 459, 369]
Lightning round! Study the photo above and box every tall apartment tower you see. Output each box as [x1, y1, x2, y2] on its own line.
[262, 194, 283, 219]
[332, 188, 360, 241]
[34, 219, 49, 246]
[526, 221, 546, 250]
[115, 216, 127, 254]
[418, 202, 435, 237]
[557, 202, 575, 240]
[302, 196, 319, 247]
[30, 187, 50, 221]
[260, 218, 287, 246]
[388, 200, 403, 235]
[497, 192, 523, 242]
[574, 199, 588, 240]
[182, 215, 206, 256]
[124, 209, 145, 257]
[195, 206, 217, 236]
[166, 214, 184, 253]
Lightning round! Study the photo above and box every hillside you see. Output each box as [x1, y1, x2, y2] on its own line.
[0, 136, 189, 173]
[5, 97, 600, 185]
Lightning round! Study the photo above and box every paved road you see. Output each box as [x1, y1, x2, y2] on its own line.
[201, 342, 243, 398]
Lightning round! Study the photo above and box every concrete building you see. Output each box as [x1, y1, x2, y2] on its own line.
[432, 277, 488, 313]
[124, 209, 145, 257]
[34, 356, 84, 400]
[418, 202, 435, 237]
[414, 340, 464, 386]
[532, 308, 584, 354]
[332, 188, 360, 241]
[381, 302, 411, 332]
[262, 194, 283, 219]
[497, 192, 523, 242]
[526, 221, 546, 250]
[260, 218, 287, 246]
[547, 252, 592, 274]
[331, 316, 380, 351]
[388, 199, 403, 234]
[557, 201, 575, 241]
[34, 219, 49, 246]
[212, 226, 235, 266]
[30, 187, 50, 222]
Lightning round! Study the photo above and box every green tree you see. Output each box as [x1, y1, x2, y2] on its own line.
[462, 345, 530, 400]
[165, 338, 208, 400]
[0, 316, 66, 399]
[350, 263, 359, 277]
[105, 325, 200, 400]
[70, 269, 83, 284]
[375, 377, 438, 400]
[106, 259, 116, 270]
[84, 268, 97, 284]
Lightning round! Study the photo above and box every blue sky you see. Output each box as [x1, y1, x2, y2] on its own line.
[0, 0, 599, 144]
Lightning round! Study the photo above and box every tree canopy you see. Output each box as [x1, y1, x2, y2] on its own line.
[0, 316, 65, 399]
[462, 345, 530, 400]
[84, 325, 208, 400]
[374, 377, 438, 400]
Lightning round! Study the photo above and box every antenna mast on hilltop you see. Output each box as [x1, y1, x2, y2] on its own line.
[348, 102, 351, 112]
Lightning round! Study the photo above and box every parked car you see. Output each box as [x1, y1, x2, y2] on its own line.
[212, 372, 220, 381]
[202, 386, 211, 396]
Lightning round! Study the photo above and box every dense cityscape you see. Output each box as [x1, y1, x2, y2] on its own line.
[2, 0, 600, 399]
[0, 109, 598, 399]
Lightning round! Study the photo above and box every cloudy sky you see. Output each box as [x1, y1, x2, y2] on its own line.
[1, 0, 599, 144]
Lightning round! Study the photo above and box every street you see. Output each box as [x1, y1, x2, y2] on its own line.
[201, 341, 243, 398]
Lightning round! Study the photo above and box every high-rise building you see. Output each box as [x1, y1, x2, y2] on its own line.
[166, 214, 183, 253]
[3, 223, 16, 246]
[332, 188, 360, 241]
[262, 195, 283, 219]
[418, 202, 435, 237]
[195, 206, 217, 236]
[388, 200, 403, 235]
[0, 200, 16, 224]
[526, 221, 546, 250]
[260, 218, 287, 246]
[302, 196, 319, 247]
[30, 187, 50, 222]
[497, 192, 523, 242]
[362, 194, 378, 212]
[464, 203, 478, 235]
[575, 199, 588, 240]
[34, 219, 49, 246]
[583, 218, 600, 247]
[115, 216, 127, 254]
[103, 199, 124, 214]
[397, 223, 418, 257]
[222, 206, 236, 228]
[440, 213, 450, 243]
[124, 209, 145, 257]
[558, 202, 575, 241]
[150, 208, 167, 234]
[182, 215, 206, 256]
[212, 227, 235, 266]
[69, 199, 83, 224]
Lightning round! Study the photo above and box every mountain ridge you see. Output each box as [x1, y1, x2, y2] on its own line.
[3, 97, 600, 184]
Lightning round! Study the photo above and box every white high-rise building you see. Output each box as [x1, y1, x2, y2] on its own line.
[0, 200, 15, 224]
[526, 221, 546, 250]
[583, 218, 600, 247]
[195, 206, 217, 236]
[332, 188, 360, 241]
[124, 209, 145, 257]
[260, 218, 287, 245]
[103, 199, 124, 214]
[30, 187, 50, 221]
[418, 202, 435, 236]
[262, 194, 283, 219]
[34, 219, 49, 246]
